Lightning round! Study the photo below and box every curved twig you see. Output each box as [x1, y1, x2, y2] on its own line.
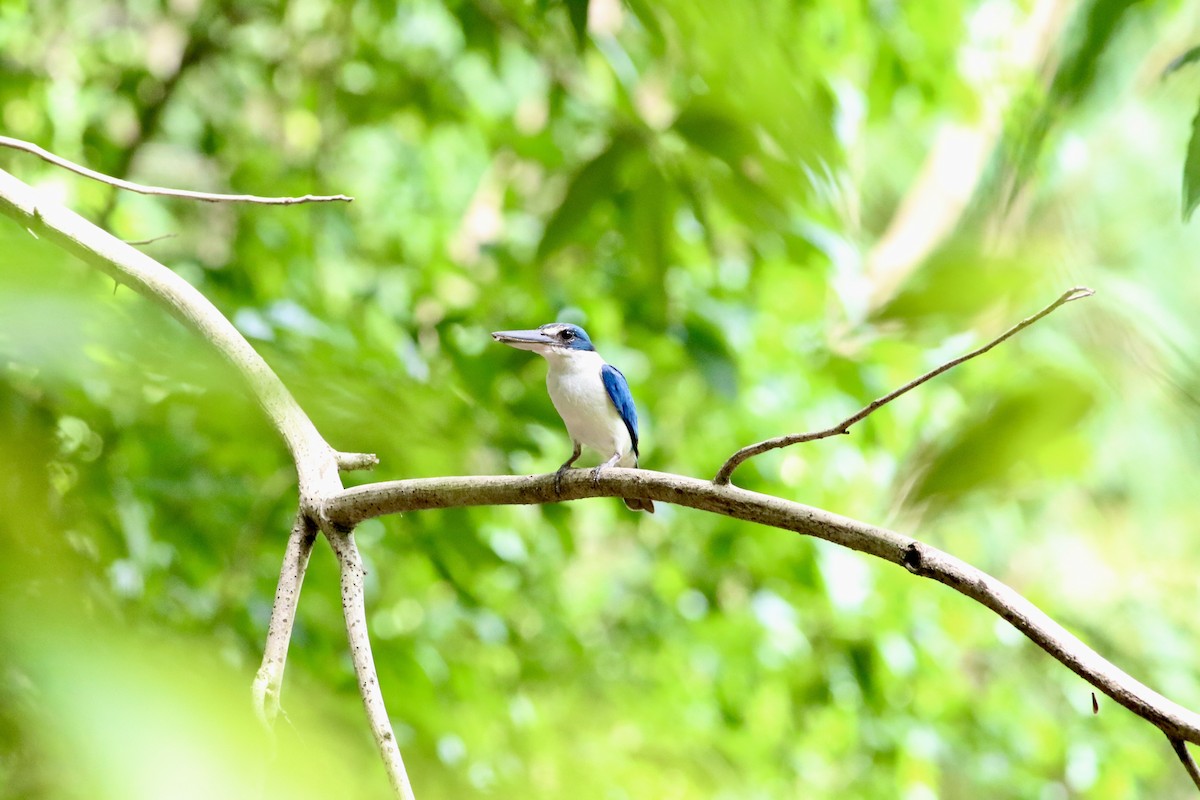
[1173, 737, 1200, 791]
[0, 166, 369, 506]
[326, 468, 1200, 751]
[327, 530, 416, 800]
[5, 144, 1196, 795]
[123, 232, 178, 246]
[253, 513, 319, 728]
[0, 165, 402, 791]
[713, 287, 1095, 485]
[0, 135, 353, 205]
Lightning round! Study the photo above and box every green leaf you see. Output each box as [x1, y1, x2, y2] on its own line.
[1163, 45, 1200, 79]
[904, 370, 1095, 506]
[682, 314, 739, 399]
[630, 165, 671, 276]
[1184, 99, 1200, 221]
[536, 130, 639, 261]
[622, 0, 665, 48]
[672, 106, 757, 171]
[1050, 0, 1140, 106]
[1000, 0, 1141, 197]
[565, 0, 589, 49]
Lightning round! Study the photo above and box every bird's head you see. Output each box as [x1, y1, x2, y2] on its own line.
[491, 323, 596, 357]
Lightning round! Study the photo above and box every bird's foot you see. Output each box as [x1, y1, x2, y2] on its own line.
[554, 467, 569, 495]
[591, 465, 605, 488]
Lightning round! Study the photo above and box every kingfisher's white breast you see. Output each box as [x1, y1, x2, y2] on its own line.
[544, 350, 636, 466]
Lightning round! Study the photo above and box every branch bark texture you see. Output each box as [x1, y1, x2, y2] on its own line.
[327, 469, 1200, 747]
[328, 531, 416, 800]
[1173, 737, 1200, 792]
[253, 513, 318, 728]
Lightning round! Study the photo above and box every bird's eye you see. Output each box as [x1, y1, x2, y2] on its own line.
[561, 329, 574, 341]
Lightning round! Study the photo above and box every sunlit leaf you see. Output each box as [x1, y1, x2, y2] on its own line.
[681, 314, 738, 399]
[1185, 100, 1200, 221]
[536, 130, 641, 261]
[904, 370, 1095, 507]
[672, 106, 757, 171]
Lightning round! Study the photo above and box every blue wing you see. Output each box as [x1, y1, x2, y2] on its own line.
[601, 364, 640, 457]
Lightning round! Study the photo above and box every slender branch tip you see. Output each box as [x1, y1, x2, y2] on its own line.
[1170, 736, 1200, 791]
[337, 451, 380, 471]
[713, 286, 1096, 485]
[0, 135, 351, 205]
[124, 232, 178, 246]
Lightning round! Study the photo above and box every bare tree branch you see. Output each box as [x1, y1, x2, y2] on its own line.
[1172, 737, 1200, 792]
[0, 166, 369, 508]
[95, 7, 221, 227]
[5, 145, 1197, 795]
[0, 164, 407, 793]
[325, 468, 1200, 751]
[253, 513, 318, 728]
[713, 286, 1095, 485]
[327, 530, 416, 800]
[0, 136, 353, 205]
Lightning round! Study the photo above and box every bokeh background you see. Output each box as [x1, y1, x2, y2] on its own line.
[4, 0, 1200, 797]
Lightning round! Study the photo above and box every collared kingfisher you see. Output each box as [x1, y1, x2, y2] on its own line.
[491, 323, 654, 513]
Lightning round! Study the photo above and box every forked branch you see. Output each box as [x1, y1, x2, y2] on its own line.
[6, 141, 1199, 797]
[714, 287, 1095, 484]
[0, 165, 368, 504]
[0, 157, 399, 790]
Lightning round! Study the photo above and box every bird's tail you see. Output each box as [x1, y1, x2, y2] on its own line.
[624, 497, 655, 513]
[621, 454, 653, 512]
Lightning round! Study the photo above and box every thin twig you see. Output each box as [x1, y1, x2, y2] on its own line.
[0, 135, 353, 205]
[0, 165, 408, 795]
[9, 161, 1191, 793]
[124, 233, 177, 246]
[96, 15, 215, 226]
[327, 530, 416, 800]
[0, 166, 345, 505]
[253, 513, 319, 727]
[337, 451, 381, 471]
[1172, 736, 1200, 792]
[713, 287, 1095, 485]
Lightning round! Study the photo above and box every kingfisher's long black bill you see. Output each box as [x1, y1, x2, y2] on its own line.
[491, 329, 554, 350]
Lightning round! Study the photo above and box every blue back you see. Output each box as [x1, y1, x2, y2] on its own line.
[601, 364, 639, 457]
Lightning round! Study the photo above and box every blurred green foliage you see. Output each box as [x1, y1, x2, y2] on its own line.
[3, 0, 1200, 797]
